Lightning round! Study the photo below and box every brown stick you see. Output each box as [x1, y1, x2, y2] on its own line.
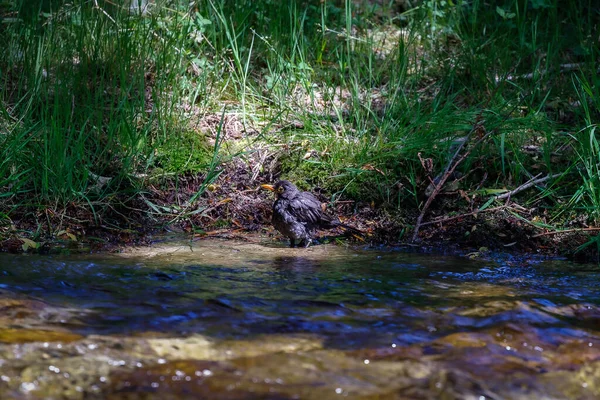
[410, 67, 526, 244]
[420, 205, 510, 226]
[494, 173, 563, 200]
[531, 227, 600, 238]
[411, 122, 491, 242]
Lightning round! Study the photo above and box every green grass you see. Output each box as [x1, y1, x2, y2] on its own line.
[0, 1, 213, 212]
[0, 0, 599, 249]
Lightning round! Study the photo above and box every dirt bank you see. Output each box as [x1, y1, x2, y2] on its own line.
[0, 114, 596, 262]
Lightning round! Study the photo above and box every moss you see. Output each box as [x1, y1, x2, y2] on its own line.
[277, 151, 388, 202]
[278, 153, 335, 191]
[333, 172, 385, 200]
[153, 130, 214, 174]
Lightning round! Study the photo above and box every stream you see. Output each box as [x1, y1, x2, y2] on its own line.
[0, 238, 599, 399]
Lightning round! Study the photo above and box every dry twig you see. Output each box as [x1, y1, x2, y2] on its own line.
[532, 227, 600, 238]
[494, 173, 563, 200]
[411, 119, 491, 242]
[420, 205, 510, 227]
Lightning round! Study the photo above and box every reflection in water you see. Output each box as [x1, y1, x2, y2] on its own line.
[271, 256, 323, 273]
[0, 240, 599, 399]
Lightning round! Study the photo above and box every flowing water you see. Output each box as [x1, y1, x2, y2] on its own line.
[0, 238, 599, 399]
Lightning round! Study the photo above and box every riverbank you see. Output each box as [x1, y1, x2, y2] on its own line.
[0, 133, 594, 261]
[0, 1, 598, 260]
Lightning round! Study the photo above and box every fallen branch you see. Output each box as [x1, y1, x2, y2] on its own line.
[411, 120, 492, 242]
[494, 173, 563, 200]
[420, 205, 509, 227]
[496, 63, 600, 83]
[532, 227, 600, 238]
[411, 73, 523, 243]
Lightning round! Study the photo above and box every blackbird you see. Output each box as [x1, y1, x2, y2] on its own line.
[261, 180, 361, 247]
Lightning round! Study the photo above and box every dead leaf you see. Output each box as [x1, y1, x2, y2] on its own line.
[20, 238, 39, 252]
[361, 164, 385, 175]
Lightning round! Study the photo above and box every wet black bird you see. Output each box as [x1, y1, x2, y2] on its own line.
[261, 180, 361, 247]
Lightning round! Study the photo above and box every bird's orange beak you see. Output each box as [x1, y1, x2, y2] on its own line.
[260, 184, 275, 192]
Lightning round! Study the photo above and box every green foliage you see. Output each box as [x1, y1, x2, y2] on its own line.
[567, 74, 600, 223]
[153, 130, 213, 173]
[0, 0, 194, 204]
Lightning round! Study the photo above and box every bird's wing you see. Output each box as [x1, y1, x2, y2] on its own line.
[287, 192, 326, 225]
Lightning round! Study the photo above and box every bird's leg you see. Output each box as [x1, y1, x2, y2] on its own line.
[289, 239, 296, 248]
[299, 238, 311, 248]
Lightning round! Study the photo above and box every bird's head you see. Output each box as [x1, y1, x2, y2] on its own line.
[261, 180, 299, 199]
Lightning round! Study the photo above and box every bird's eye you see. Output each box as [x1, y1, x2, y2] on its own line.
[277, 186, 285, 193]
